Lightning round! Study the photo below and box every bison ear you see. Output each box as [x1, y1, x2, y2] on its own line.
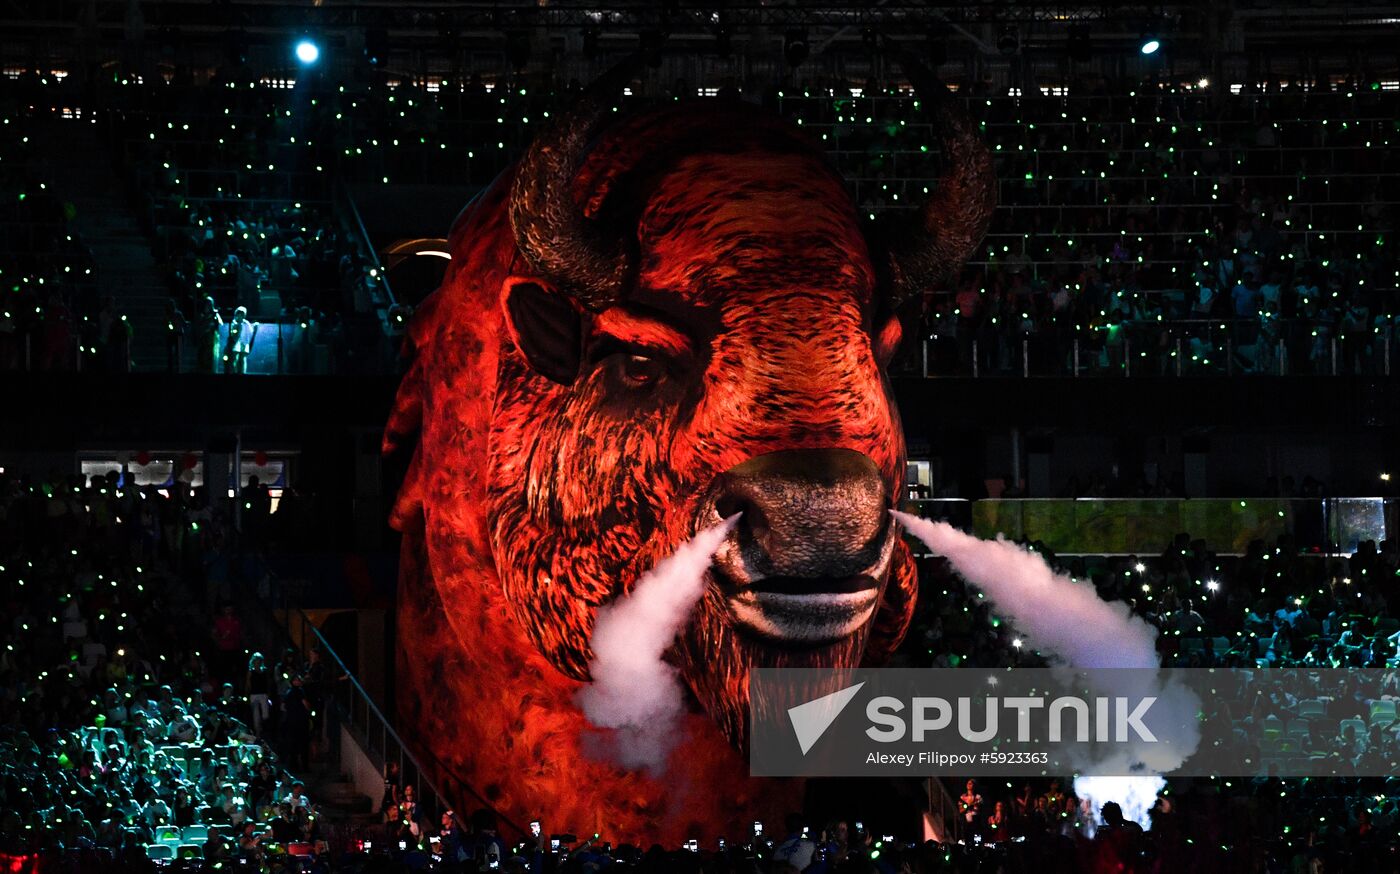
[501, 276, 585, 384]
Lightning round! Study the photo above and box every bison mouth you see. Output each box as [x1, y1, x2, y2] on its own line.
[708, 521, 896, 645]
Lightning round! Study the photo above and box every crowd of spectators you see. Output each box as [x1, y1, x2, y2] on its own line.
[5, 63, 1400, 873]
[4, 67, 1398, 377]
[7, 457, 1399, 871]
[0, 98, 115, 373]
[0, 467, 346, 871]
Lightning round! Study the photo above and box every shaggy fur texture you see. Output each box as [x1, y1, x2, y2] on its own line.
[385, 102, 926, 843]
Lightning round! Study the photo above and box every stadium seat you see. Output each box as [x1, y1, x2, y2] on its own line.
[177, 844, 204, 859]
[181, 825, 208, 843]
[1296, 699, 1325, 719]
[1369, 700, 1396, 725]
[1286, 719, 1310, 739]
[287, 842, 314, 856]
[146, 845, 175, 861]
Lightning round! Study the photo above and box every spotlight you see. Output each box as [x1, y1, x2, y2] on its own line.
[294, 39, 320, 66]
[784, 29, 809, 67]
[1206, 581, 1220, 592]
[1139, 34, 1161, 55]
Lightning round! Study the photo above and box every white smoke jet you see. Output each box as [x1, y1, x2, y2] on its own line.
[891, 511, 1200, 806]
[578, 516, 739, 771]
[889, 511, 1157, 669]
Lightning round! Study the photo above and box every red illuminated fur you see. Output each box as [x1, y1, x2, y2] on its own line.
[386, 103, 918, 843]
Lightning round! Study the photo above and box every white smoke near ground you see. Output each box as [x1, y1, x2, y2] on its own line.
[890, 511, 1197, 822]
[577, 516, 739, 771]
[1072, 775, 1167, 834]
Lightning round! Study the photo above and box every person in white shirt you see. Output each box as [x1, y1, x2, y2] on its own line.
[772, 814, 816, 872]
[224, 307, 255, 374]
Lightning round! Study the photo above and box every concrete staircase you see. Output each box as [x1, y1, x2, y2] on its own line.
[35, 118, 175, 372]
[305, 748, 376, 819]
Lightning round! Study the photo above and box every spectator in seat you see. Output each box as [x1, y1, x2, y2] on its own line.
[236, 821, 264, 861]
[172, 786, 196, 828]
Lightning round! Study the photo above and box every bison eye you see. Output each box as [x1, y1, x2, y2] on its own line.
[618, 353, 664, 388]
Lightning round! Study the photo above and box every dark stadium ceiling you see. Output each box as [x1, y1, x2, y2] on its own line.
[3, 1, 1397, 67]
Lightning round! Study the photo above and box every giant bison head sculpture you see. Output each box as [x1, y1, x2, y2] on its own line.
[385, 58, 993, 842]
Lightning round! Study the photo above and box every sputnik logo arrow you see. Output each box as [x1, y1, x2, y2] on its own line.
[787, 681, 865, 755]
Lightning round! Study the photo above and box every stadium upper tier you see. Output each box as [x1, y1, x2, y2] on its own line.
[0, 73, 1394, 375]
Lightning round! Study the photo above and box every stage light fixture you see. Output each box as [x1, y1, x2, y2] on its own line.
[294, 40, 320, 65]
[1140, 34, 1161, 55]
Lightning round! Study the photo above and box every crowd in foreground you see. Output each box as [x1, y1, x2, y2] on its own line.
[0, 469, 341, 871]
[2, 462, 1399, 872]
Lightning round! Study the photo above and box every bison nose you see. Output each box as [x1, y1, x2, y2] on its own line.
[710, 448, 890, 580]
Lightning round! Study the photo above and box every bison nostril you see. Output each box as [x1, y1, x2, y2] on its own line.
[714, 495, 743, 520]
[714, 495, 766, 534]
[710, 449, 887, 576]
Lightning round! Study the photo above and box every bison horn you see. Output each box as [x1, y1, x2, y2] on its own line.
[885, 41, 997, 307]
[508, 57, 641, 312]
